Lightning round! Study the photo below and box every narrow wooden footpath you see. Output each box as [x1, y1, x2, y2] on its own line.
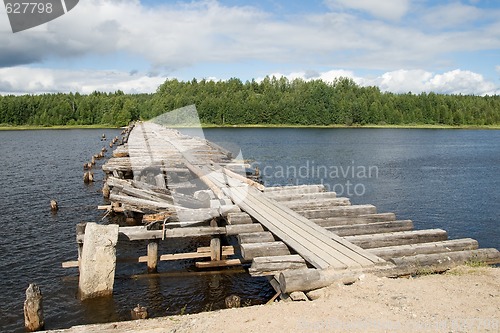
[65, 121, 500, 302]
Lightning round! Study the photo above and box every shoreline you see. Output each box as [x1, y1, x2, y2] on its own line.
[1, 123, 499, 131]
[44, 265, 499, 333]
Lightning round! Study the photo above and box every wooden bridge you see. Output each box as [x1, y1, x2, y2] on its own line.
[65, 121, 500, 301]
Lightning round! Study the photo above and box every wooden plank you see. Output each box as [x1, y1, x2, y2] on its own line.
[266, 191, 337, 202]
[233, 186, 383, 266]
[225, 186, 381, 269]
[224, 186, 334, 269]
[195, 259, 246, 268]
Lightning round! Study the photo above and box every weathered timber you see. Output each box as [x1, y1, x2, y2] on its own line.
[279, 268, 362, 294]
[147, 240, 159, 273]
[368, 238, 479, 260]
[240, 241, 291, 260]
[109, 193, 178, 211]
[283, 197, 351, 210]
[117, 226, 226, 241]
[326, 220, 414, 237]
[225, 295, 241, 308]
[222, 167, 265, 191]
[345, 229, 448, 249]
[248, 255, 308, 277]
[131, 304, 148, 320]
[296, 204, 377, 219]
[263, 184, 326, 194]
[227, 212, 254, 225]
[311, 213, 396, 227]
[78, 223, 119, 300]
[384, 248, 500, 276]
[210, 237, 221, 261]
[195, 259, 246, 268]
[267, 191, 337, 202]
[154, 174, 167, 189]
[50, 200, 58, 212]
[225, 224, 264, 235]
[24, 284, 44, 332]
[237, 231, 275, 244]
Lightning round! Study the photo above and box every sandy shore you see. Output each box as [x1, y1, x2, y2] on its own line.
[47, 266, 499, 333]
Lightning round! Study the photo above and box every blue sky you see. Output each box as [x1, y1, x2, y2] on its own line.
[0, 0, 499, 95]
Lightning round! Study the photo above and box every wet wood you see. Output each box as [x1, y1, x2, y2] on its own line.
[24, 283, 44, 332]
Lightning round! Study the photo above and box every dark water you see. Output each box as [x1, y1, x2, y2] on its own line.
[0, 128, 499, 332]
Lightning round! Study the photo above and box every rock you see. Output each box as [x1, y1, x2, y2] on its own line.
[306, 287, 328, 300]
[290, 291, 309, 301]
[78, 223, 119, 300]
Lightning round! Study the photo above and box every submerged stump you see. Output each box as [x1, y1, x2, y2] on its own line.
[24, 283, 44, 332]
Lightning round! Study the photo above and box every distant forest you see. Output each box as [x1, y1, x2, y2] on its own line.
[1, 77, 499, 127]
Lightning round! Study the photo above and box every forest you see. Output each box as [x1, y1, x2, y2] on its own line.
[0, 77, 499, 127]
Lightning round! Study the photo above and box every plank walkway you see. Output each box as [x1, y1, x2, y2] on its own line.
[132, 121, 385, 270]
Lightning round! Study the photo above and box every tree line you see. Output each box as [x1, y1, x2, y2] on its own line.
[1, 77, 499, 127]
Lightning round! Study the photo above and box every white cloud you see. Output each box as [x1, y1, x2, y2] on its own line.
[261, 68, 499, 96]
[0, 67, 165, 94]
[324, 0, 411, 21]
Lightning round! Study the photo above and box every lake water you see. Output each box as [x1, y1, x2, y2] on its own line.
[0, 128, 498, 331]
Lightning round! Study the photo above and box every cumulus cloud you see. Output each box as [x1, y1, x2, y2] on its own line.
[262, 69, 499, 96]
[0, 0, 499, 72]
[324, 0, 411, 21]
[0, 67, 165, 94]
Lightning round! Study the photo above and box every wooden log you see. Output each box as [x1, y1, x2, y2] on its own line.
[154, 174, 167, 189]
[326, 220, 414, 237]
[283, 198, 351, 210]
[263, 184, 326, 194]
[147, 240, 159, 273]
[117, 226, 227, 241]
[50, 200, 58, 212]
[296, 204, 377, 219]
[237, 231, 275, 244]
[381, 248, 500, 277]
[345, 229, 448, 249]
[210, 237, 221, 261]
[240, 241, 290, 261]
[266, 191, 337, 202]
[248, 255, 308, 277]
[109, 193, 177, 211]
[311, 213, 396, 227]
[225, 295, 241, 308]
[368, 238, 479, 260]
[24, 283, 44, 332]
[131, 304, 148, 320]
[102, 183, 110, 199]
[225, 224, 264, 235]
[227, 212, 254, 225]
[279, 268, 361, 294]
[78, 223, 119, 300]
[222, 167, 265, 191]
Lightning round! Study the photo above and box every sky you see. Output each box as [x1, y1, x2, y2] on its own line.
[0, 0, 499, 95]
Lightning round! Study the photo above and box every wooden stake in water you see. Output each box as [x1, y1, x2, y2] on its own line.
[24, 283, 44, 332]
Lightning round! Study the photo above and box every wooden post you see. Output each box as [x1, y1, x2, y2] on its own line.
[147, 240, 159, 273]
[225, 295, 241, 308]
[24, 283, 44, 332]
[210, 238, 221, 261]
[131, 304, 148, 320]
[76, 222, 87, 266]
[50, 200, 58, 212]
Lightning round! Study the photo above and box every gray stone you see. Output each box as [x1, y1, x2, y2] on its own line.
[78, 223, 119, 300]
